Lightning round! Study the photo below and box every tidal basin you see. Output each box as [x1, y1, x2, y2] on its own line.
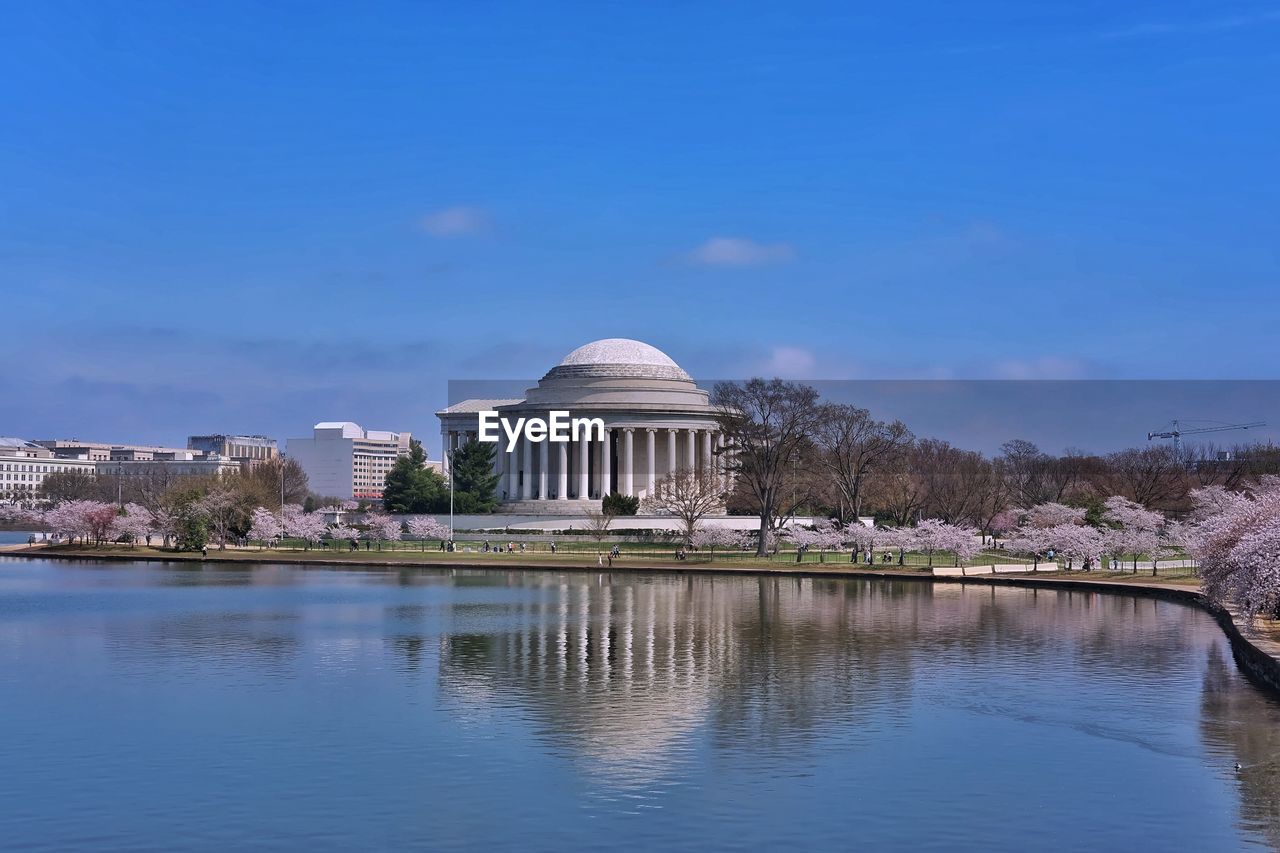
[3, 558, 1280, 851]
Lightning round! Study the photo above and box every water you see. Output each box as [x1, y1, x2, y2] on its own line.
[0, 530, 38, 545]
[2, 557, 1279, 852]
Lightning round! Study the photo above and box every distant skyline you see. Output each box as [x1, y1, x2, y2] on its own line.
[3, 2, 1277, 450]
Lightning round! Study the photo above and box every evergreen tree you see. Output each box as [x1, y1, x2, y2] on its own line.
[451, 439, 501, 513]
[382, 439, 448, 513]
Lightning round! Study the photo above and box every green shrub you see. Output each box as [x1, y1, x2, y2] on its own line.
[602, 492, 640, 516]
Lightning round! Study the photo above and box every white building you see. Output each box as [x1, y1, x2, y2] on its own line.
[35, 439, 197, 461]
[286, 422, 413, 501]
[435, 338, 756, 532]
[95, 456, 242, 480]
[0, 438, 96, 502]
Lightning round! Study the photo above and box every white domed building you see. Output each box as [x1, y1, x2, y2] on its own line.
[437, 338, 734, 527]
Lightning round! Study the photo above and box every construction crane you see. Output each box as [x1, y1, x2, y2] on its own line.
[1147, 419, 1266, 456]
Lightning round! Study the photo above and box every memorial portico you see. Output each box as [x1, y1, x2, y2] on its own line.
[437, 338, 728, 512]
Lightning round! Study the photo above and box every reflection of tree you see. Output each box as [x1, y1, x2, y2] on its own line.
[1200, 643, 1280, 848]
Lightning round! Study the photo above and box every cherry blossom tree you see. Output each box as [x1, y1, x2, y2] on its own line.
[329, 524, 360, 549]
[1187, 480, 1280, 622]
[1005, 526, 1056, 570]
[248, 507, 281, 548]
[284, 506, 328, 549]
[947, 525, 984, 566]
[988, 508, 1021, 545]
[111, 503, 153, 545]
[1103, 495, 1166, 572]
[875, 526, 912, 566]
[842, 523, 877, 564]
[197, 487, 241, 550]
[689, 527, 749, 560]
[1026, 502, 1086, 529]
[784, 520, 843, 563]
[909, 518, 952, 567]
[406, 516, 449, 550]
[45, 500, 118, 546]
[361, 511, 402, 550]
[1045, 523, 1103, 571]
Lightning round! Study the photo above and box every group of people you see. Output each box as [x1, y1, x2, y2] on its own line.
[480, 541, 524, 554]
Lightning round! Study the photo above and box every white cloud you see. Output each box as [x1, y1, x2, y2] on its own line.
[420, 206, 490, 237]
[687, 237, 795, 267]
[760, 346, 818, 378]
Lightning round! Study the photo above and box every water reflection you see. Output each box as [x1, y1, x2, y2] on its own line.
[4, 557, 1280, 851]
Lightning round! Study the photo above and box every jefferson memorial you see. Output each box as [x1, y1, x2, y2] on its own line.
[437, 339, 730, 521]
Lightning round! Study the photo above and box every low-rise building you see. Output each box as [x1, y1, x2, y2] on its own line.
[95, 456, 242, 480]
[35, 439, 194, 462]
[0, 438, 96, 502]
[187, 434, 278, 466]
[286, 422, 413, 501]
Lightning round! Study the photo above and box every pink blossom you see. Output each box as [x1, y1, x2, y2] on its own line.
[1026, 502, 1086, 529]
[690, 527, 749, 555]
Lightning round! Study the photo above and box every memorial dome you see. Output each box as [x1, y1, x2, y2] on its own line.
[544, 338, 691, 382]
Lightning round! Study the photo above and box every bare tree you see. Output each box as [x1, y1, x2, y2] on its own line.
[1092, 446, 1189, 510]
[916, 439, 990, 523]
[865, 454, 929, 527]
[582, 506, 615, 552]
[813, 404, 912, 523]
[642, 470, 723, 544]
[713, 379, 825, 556]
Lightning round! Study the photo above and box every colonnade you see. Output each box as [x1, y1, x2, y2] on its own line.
[441, 423, 730, 502]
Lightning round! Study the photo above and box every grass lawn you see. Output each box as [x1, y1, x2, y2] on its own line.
[23, 542, 1202, 587]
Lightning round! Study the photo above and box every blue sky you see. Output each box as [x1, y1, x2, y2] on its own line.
[2, 1, 1277, 454]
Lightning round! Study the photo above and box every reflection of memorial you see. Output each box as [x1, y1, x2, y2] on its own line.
[432, 576, 1275, 788]
[435, 575, 927, 781]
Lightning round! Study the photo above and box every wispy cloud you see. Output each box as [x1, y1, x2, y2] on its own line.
[989, 357, 1091, 380]
[761, 346, 818, 378]
[420, 206, 490, 237]
[1100, 9, 1280, 40]
[687, 237, 795, 267]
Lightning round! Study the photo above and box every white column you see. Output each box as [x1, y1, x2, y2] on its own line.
[701, 429, 712, 476]
[578, 436, 590, 499]
[686, 428, 696, 471]
[494, 437, 505, 492]
[622, 428, 634, 497]
[506, 437, 520, 500]
[557, 442, 569, 500]
[646, 428, 656, 496]
[521, 436, 532, 500]
[716, 432, 727, 489]
[601, 428, 612, 496]
[538, 439, 549, 500]
[667, 429, 677, 476]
